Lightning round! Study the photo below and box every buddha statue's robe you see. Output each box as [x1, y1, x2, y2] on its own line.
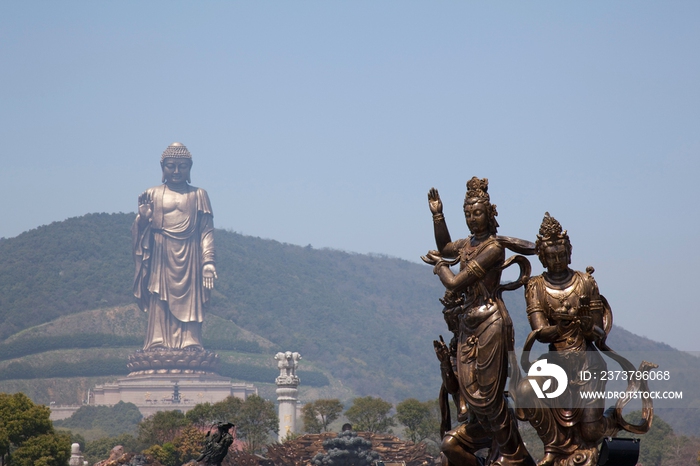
[132, 184, 215, 350]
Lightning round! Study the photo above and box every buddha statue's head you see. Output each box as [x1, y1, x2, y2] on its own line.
[463, 177, 499, 236]
[160, 142, 193, 185]
[536, 212, 572, 272]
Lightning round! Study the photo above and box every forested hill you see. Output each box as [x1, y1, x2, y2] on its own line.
[0, 213, 697, 421]
[0, 213, 446, 400]
[0, 214, 133, 339]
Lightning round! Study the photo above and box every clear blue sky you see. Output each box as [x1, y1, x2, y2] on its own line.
[1, 2, 698, 350]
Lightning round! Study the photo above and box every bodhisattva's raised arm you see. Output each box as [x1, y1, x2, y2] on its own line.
[431, 240, 503, 291]
[428, 188, 457, 256]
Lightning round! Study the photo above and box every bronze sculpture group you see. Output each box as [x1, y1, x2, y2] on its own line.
[423, 177, 655, 466]
[129, 144, 654, 465]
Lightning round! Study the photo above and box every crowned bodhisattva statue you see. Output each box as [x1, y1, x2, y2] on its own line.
[422, 177, 536, 466]
[515, 213, 655, 466]
[127, 142, 219, 375]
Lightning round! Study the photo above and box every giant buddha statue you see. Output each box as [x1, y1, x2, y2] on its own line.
[127, 142, 219, 374]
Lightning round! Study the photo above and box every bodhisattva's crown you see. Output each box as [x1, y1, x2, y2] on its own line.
[538, 212, 569, 242]
[161, 142, 192, 162]
[465, 177, 490, 203]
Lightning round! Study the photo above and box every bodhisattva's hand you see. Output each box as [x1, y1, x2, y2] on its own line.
[433, 335, 451, 366]
[203, 264, 218, 289]
[421, 250, 442, 265]
[428, 188, 443, 215]
[577, 314, 593, 331]
[138, 191, 153, 224]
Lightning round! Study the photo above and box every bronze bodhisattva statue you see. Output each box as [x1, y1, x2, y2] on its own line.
[128, 142, 220, 374]
[515, 213, 655, 466]
[422, 177, 536, 466]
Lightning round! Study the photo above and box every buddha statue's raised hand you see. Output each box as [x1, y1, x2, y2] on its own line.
[137, 191, 153, 225]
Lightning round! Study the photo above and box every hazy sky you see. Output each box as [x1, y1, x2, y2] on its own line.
[1, 2, 698, 350]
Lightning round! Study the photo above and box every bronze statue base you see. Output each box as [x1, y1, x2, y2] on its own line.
[127, 348, 220, 376]
[550, 447, 598, 466]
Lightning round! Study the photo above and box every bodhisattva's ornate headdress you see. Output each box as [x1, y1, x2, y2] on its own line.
[160, 142, 192, 183]
[536, 212, 572, 266]
[161, 142, 192, 162]
[463, 176, 499, 234]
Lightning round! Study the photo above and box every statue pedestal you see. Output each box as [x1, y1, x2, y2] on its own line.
[92, 373, 257, 417]
[93, 349, 256, 417]
[126, 348, 220, 376]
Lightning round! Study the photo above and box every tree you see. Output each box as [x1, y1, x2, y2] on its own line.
[302, 399, 344, 433]
[396, 398, 439, 444]
[302, 404, 322, 434]
[105, 401, 144, 435]
[186, 396, 243, 429]
[10, 432, 71, 466]
[237, 395, 278, 454]
[173, 425, 206, 464]
[211, 396, 243, 425]
[618, 410, 673, 466]
[0, 392, 70, 466]
[137, 410, 191, 446]
[185, 402, 216, 427]
[53, 401, 142, 438]
[143, 442, 177, 466]
[345, 396, 395, 433]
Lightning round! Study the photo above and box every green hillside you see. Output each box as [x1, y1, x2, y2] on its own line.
[0, 213, 698, 434]
[0, 213, 447, 402]
[0, 305, 339, 404]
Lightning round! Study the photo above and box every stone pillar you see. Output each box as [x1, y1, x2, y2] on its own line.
[69, 443, 85, 466]
[275, 351, 301, 441]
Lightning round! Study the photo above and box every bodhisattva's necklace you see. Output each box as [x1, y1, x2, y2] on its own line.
[545, 271, 579, 307]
